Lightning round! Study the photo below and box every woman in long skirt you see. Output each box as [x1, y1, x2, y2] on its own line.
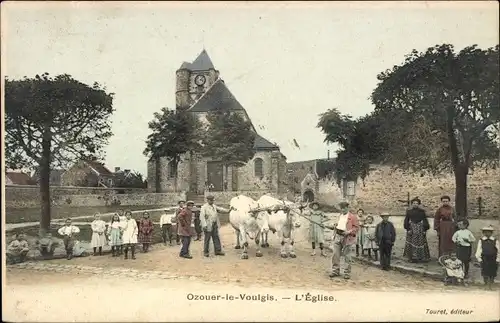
[107, 214, 123, 257]
[356, 208, 365, 257]
[403, 198, 431, 262]
[434, 195, 456, 257]
[138, 211, 154, 252]
[90, 213, 106, 256]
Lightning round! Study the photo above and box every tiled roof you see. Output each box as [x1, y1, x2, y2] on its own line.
[178, 49, 215, 71]
[85, 160, 114, 176]
[33, 169, 65, 184]
[6, 172, 32, 185]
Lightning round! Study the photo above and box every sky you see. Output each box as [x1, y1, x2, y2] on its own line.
[2, 1, 498, 176]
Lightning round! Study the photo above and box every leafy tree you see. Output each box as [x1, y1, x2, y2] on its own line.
[5, 73, 114, 236]
[202, 109, 256, 185]
[371, 44, 499, 219]
[317, 108, 389, 185]
[114, 170, 147, 188]
[143, 108, 202, 192]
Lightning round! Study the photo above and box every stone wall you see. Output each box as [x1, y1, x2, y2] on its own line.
[353, 165, 500, 217]
[5, 185, 184, 208]
[147, 151, 287, 194]
[317, 178, 344, 206]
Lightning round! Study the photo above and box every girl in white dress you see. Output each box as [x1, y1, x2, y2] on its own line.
[122, 210, 138, 260]
[362, 215, 379, 260]
[90, 213, 106, 256]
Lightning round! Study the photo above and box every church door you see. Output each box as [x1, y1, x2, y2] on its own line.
[207, 161, 224, 191]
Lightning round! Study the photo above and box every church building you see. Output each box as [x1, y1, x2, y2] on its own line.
[147, 50, 288, 196]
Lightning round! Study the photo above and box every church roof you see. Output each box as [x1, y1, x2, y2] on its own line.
[189, 79, 279, 151]
[178, 49, 215, 71]
[189, 78, 244, 113]
[254, 133, 279, 150]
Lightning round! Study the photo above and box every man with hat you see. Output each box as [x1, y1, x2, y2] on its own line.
[178, 200, 196, 259]
[375, 212, 396, 271]
[475, 225, 499, 289]
[326, 201, 360, 279]
[200, 195, 228, 257]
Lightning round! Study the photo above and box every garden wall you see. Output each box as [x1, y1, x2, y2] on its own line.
[5, 185, 185, 208]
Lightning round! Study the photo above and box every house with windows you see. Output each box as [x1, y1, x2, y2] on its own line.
[147, 49, 287, 194]
[61, 158, 115, 187]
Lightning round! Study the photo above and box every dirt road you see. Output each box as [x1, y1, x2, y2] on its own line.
[5, 269, 499, 322]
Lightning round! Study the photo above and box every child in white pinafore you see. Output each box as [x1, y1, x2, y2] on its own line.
[362, 215, 378, 261]
[90, 213, 106, 256]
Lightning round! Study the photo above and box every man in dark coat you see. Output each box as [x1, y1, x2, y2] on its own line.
[375, 212, 396, 270]
[178, 201, 195, 259]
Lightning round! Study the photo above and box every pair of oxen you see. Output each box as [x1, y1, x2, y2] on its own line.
[229, 194, 307, 259]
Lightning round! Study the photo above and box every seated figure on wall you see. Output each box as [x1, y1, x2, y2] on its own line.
[36, 233, 59, 259]
[6, 233, 30, 265]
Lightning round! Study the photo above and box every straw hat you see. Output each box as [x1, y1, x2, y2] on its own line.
[380, 212, 390, 217]
[481, 225, 495, 231]
[186, 200, 195, 206]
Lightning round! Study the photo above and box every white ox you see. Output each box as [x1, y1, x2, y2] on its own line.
[257, 195, 305, 258]
[229, 195, 270, 259]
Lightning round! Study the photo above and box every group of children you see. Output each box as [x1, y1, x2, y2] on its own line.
[447, 220, 499, 289]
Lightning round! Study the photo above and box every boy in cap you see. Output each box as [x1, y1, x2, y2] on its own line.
[200, 195, 228, 257]
[326, 201, 359, 279]
[475, 225, 499, 289]
[178, 201, 196, 259]
[375, 213, 396, 270]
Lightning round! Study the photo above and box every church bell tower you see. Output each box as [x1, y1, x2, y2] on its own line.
[175, 49, 220, 110]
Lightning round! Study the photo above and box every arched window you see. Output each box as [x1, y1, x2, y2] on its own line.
[168, 162, 177, 179]
[254, 158, 263, 179]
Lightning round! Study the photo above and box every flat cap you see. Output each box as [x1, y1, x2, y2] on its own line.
[186, 200, 195, 205]
[206, 195, 215, 200]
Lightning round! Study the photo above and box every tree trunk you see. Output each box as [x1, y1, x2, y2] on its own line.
[454, 163, 468, 221]
[155, 157, 161, 193]
[39, 129, 52, 238]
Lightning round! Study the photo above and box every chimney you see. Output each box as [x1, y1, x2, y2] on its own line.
[115, 167, 120, 172]
[124, 169, 131, 174]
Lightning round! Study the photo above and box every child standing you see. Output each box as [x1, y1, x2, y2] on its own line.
[90, 213, 106, 256]
[107, 214, 123, 257]
[308, 201, 328, 257]
[356, 209, 365, 257]
[362, 215, 378, 261]
[122, 210, 138, 260]
[138, 211, 154, 252]
[375, 213, 396, 270]
[451, 219, 475, 280]
[58, 218, 81, 260]
[475, 225, 499, 289]
[160, 209, 176, 246]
